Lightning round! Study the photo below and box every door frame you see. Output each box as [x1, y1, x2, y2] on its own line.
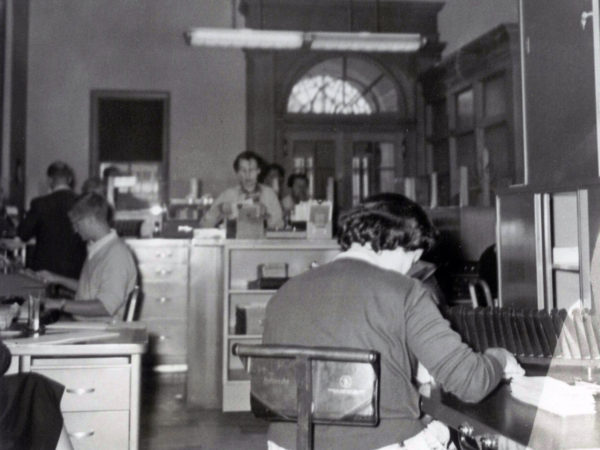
[280, 126, 405, 211]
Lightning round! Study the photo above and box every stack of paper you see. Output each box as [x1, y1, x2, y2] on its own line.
[511, 376, 597, 416]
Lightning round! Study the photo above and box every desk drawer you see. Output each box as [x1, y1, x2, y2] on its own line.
[64, 411, 129, 450]
[138, 263, 188, 283]
[139, 290, 187, 319]
[129, 245, 189, 264]
[32, 366, 130, 411]
[145, 318, 187, 356]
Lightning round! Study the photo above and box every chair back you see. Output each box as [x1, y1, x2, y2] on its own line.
[233, 344, 380, 450]
[123, 285, 140, 322]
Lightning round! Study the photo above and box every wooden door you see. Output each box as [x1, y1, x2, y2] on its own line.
[283, 131, 404, 212]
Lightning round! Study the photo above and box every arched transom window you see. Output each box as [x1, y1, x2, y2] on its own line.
[287, 56, 399, 115]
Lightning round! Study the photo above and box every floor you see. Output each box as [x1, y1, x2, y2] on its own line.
[139, 372, 269, 450]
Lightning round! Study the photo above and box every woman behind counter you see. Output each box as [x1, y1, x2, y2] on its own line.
[0, 339, 72, 449]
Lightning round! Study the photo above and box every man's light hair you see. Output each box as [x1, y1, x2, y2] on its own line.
[69, 193, 110, 224]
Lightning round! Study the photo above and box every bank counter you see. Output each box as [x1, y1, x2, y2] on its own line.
[125, 237, 340, 410]
[421, 364, 600, 449]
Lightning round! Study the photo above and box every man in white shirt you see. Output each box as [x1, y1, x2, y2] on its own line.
[40, 193, 137, 319]
[200, 151, 284, 229]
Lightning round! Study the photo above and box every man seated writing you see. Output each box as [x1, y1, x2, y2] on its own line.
[39, 193, 137, 320]
[263, 193, 523, 450]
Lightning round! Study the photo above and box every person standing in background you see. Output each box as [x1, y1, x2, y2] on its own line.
[281, 173, 310, 216]
[261, 163, 286, 198]
[200, 151, 284, 229]
[17, 161, 86, 279]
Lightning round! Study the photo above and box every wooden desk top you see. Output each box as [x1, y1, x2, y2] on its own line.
[421, 380, 600, 448]
[4, 326, 148, 357]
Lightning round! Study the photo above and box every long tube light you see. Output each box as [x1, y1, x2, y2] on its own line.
[310, 31, 424, 52]
[185, 28, 425, 53]
[185, 28, 304, 49]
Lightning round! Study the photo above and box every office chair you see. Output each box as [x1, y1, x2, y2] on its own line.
[123, 285, 140, 322]
[233, 344, 380, 450]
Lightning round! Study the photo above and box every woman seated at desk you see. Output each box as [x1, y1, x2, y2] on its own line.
[263, 193, 524, 450]
[0, 339, 72, 449]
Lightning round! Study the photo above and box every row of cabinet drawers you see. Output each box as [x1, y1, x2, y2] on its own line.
[128, 244, 189, 367]
[31, 357, 132, 449]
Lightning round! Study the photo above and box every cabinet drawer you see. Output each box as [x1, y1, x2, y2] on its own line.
[64, 411, 129, 450]
[145, 319, 187, 356]
[32, 366, 130, 411]
[138, 263, 188, 283]
[129, 245, 189, 264]
[139, 291, 187, 319]
[142, 281, 187, 300]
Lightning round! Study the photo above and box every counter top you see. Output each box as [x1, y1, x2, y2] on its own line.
[421, 378, 600, 448]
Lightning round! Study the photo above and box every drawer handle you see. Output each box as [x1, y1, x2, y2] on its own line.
[158, 335, 169, 341]
[66, 387, 95, 395]
[155, 269, 172, 276]
[69, 430, 95, 439]
[157, 297, 171, 303]
[155, 252, 174, 258]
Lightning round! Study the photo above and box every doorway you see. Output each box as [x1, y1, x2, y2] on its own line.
[282, 129, 404, 212]
[90, 90, 170, 206]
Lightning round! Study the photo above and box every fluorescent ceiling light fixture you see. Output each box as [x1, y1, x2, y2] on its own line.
[185, 28, 425, 53]
[185, 28, 304, 49]
[309, 31, 425, 52]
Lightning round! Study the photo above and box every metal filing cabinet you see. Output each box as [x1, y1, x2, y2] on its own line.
[127, 239, 190, 371]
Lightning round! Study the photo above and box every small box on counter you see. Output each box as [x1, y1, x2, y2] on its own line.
[258, 263, 288, 279]
[235, 304, 266, 335]
[247, 263, 289, 289]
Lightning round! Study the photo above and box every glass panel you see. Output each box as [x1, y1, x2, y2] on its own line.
[380, 169, 395, 193]
[286, 57, 398, 114]
[485, 123, 512, 196]
[456, 133, 478, 204]
[551, 192, 579, 249]
[554, 270, 580, 310]
[379, 142, 395, 168]
[484, 74, 506, 118]
[456, 89, 474, 130]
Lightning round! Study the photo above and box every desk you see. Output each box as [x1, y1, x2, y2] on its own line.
[421, 378, 600, 449]
[5, 327, 147, 450]
[0, 272, 45, 297]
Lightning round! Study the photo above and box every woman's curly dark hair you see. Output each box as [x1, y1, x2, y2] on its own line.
[337, 193, 438, 253]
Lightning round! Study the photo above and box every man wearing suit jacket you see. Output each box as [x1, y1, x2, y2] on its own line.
[17, 161, 86, 278]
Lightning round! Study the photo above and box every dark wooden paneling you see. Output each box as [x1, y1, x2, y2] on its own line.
[523, 0, 597, 185]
